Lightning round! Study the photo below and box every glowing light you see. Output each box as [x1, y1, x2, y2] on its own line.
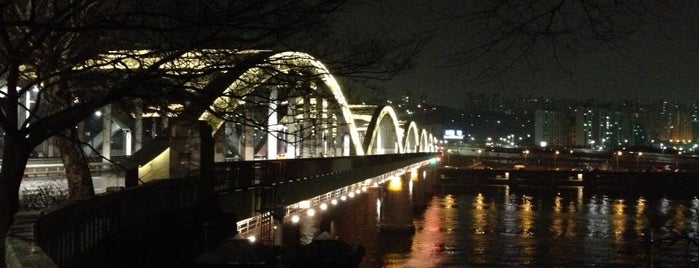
[348, 192, 355, 198]
[340, 195, 347, 201]
[306, 209, 316, 217]
[331, 199, 338, 205]
[388, 177, 402, 192]
[291, 215, 300, 224]
[247, 236, 256, 243]
[299, 200, 311, 209]
[320, 203, 328, 211]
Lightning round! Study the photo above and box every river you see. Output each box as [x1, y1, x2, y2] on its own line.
[364, 186, 699, 267]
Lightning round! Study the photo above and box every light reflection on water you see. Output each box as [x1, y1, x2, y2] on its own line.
[375, 186, 699, 267]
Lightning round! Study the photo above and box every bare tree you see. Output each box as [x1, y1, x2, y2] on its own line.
[0, 0, 426, 264]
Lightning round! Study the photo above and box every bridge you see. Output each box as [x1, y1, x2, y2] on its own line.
[8, 50, 444, 267]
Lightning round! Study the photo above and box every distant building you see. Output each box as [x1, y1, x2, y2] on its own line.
[534, 109, 569, 147]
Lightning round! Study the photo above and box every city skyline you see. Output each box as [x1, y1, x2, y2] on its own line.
[385, 92, 698, 153]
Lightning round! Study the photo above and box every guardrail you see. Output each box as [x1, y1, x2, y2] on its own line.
[33, 177, 201, 267]
[23, 162, 117, 179]
[31, 153, 440, 266]
[213, 153, 437, 192]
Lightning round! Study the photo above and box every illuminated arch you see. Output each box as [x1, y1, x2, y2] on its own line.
[200, 51, 364, 155]
[419, 129, 430, 152]
[403, 121, 420, 153]
[363, 106, 403, 155]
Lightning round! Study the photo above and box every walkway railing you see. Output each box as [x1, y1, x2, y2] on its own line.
[213, 153, 435, 192]
[23, 162, 116, 178]
[30, 153, 439, 266]
[220, 154, 438, 240]
[33, 177, 200, 267]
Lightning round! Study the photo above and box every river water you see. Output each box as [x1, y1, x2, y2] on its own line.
[368, 186, 699, 267]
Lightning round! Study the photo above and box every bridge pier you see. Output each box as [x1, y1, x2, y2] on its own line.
[378, 172, 415, 233]
[411, 167, 438, 209]
[331, 186, 381, 243]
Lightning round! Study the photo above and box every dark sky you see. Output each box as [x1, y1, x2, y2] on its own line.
[336, 1, 699, 108]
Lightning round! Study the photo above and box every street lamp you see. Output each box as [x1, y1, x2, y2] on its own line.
[636, 152, 643, 170]
[477, 149, 482, 163]
[615, 151, 623, 170]
[554, 150, 560, 170]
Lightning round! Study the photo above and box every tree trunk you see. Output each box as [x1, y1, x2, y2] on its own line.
[55, 128, 95, 200]
[0, 139, 31, 268]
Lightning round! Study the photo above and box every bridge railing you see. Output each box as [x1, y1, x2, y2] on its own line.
[23, 162, 116, 179]
[33, 176, 201, 267]
[213, 153, 436, 192]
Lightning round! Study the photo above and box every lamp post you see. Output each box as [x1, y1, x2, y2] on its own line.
[615, 151, 623, 170]
[636, 152, 643, 170]
[477, 149, 482, 163]
[554, 150, 560, 170]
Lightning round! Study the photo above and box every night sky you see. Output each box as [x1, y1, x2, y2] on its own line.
[335, 1, 699, 108]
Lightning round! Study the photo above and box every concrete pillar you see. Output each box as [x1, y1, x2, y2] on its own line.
[124, 129, 132, 155]
[151, 119, 157, 139]
[213, 126, 226, 162]
[101, 104, 112, 161]
[317, 98, 327, 157]
[301, 96, 311, 158]
[285, 124, 297, 159]
[298, 211, 321, 245]
[47, 137, 56, 157]
[267, 87, 278, 160]
[242, 124, 254, 160]
[332, 186, 381, 266]
[162, 116, 169, 129]
[343, 134, 350, 156]
[411, 169, 428, 209]
[379, 173, 415, 233]
[134, 107, 143, 152]
[281, 220, 301, 257]
[169, 120, 213, 180]
[336, 186, 380, 234]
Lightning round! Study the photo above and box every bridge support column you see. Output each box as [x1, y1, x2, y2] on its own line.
[412, 167, 438, 208]
[267, 87, 279, 160]
[411, 168, 427, 209]
[379, 172, 415, 233]
[134, 107, 143, 152]
[169, 120, 214, 180]
[213, 126, 226, 162]
[101, 104, 112, 161]
[242, 123, 255, 160]
[280, 208, 330, 249]
[332, 186, 380, 256]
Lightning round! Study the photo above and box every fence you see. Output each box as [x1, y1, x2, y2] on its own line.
[31, 153, 439, 266]
[213, 153, 437, 192]
[33, 177, 201, 267]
